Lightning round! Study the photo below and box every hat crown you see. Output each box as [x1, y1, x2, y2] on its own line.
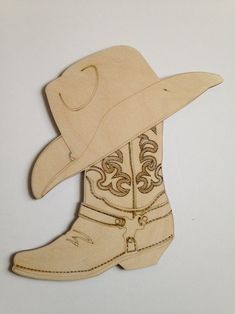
[46, 46, 159, 158]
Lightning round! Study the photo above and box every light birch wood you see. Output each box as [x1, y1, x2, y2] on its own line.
[12, 46, 223, 280]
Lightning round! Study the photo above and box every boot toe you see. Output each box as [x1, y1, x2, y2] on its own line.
[11, 243, 66, 279]
[12, 249, 45, 277]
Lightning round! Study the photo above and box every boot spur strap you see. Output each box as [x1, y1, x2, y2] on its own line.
[79, 203, 172, 228]
[79, 203, 126, 227]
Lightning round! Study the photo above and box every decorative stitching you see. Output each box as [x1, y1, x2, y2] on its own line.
[14, 235, 173, 274]
[137, 235, 173, 252]
[15, 252, 126, 274]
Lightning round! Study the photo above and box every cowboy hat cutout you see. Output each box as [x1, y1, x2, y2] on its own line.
[31, 45, 223, 199]
[12, 46, 223, 280]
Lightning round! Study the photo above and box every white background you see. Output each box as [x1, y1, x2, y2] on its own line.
[1, 1, 235, 313]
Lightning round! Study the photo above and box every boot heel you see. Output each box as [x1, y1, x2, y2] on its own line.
[119, 241, 172, 270]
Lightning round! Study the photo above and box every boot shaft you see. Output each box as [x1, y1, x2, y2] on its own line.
[84, 122, 169, 214]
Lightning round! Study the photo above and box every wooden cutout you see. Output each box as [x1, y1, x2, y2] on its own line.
[12, 46, 223, 280]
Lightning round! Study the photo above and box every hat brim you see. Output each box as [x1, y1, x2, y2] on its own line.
[32, 72, 223, 198]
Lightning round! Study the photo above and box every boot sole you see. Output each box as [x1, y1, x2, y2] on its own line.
[12, 236, 173, 281]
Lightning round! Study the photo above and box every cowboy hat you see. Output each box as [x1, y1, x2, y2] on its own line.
[31, 45, 223, 199]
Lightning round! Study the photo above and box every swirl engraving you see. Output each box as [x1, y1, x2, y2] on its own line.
[136, 133, 163, 194]
[87, 150, 131, 197]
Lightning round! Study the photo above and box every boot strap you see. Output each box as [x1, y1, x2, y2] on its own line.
[79, 203, 172, 228]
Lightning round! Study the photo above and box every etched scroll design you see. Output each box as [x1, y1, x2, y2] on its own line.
[136, 133, 163, 194]
[87, 150, 131, 197]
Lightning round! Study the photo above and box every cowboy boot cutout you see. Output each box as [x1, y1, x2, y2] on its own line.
[13, 123, 174, 280]
[11, 46, 223, 280]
